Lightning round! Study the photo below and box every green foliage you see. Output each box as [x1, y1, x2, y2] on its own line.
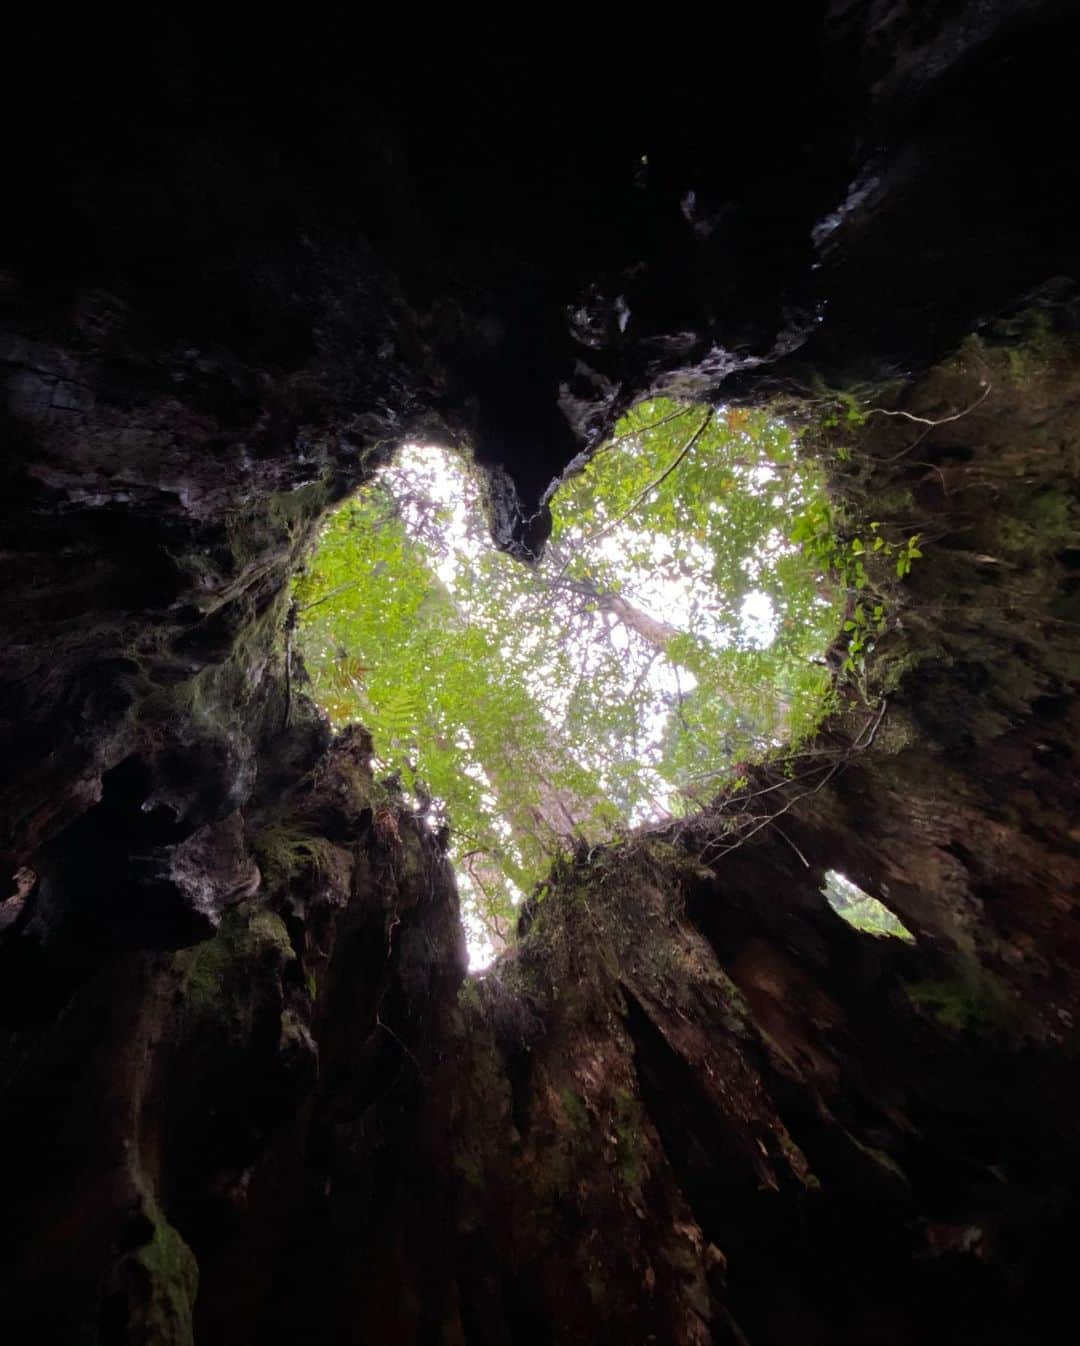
[817, 388, 870, 431]
[295, 400, 842, 951]
[823, 870, 914, 941]
[790, 488, 923, 685]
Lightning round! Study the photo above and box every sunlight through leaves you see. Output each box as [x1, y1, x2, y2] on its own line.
[294, 399, 843, 965]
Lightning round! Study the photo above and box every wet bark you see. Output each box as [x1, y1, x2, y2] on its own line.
[3, 318, 1076, 1346]
[2, 9, 1079, 1342]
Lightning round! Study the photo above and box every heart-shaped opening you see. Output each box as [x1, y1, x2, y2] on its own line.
[295, 399, 843, 966]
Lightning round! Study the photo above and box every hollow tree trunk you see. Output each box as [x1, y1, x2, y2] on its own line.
[3, 9, 1080, 1338]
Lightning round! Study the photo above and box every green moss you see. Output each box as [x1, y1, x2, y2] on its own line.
[228, 480, 332, 570]
[131, 1202, 199, 1346]
[457, 976, 483, 1014]
[177, 920, 236, 1019]
[177, 900, 294, 1018]
[992, 309, 1071, 383]
[868, 703, 922, 754]
[593, 836, 711, 899]
[613, 1089, 644, 1192]
[848, 1135, 910, 1193]
[559, 1088, 588, 1131]
[455, 1152, 484, 1190]
[995, 487, 1076, 564]
[248, 906, 294, 958]
[904, 964, 1022, 1038]
[252, 821, 344, 893]
[145, 584, 294, 744]
[393, 828, 428, 886]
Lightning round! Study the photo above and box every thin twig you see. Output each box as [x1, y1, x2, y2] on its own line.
[605, 409, 714, 534]
[865, 383, 991, 428]
[376, 1014, 427, 1078]
[283, 608, 295, 729]
[772, 823, 811, 868]
[589, 404, 697, 455]
[296, 577, 367, 614]
[698, 701, 888, 865]
[872, 384, 992, 463]
[541, 408, 715, 601]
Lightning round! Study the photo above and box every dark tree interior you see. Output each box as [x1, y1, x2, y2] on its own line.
[2, 5, 1078, 1343]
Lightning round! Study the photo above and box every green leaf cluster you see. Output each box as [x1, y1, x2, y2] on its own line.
[294, 400, 843, 953]
[791, 500, 924, 683]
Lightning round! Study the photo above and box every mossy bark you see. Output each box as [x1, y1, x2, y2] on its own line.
[2, 32, 1080, 1328]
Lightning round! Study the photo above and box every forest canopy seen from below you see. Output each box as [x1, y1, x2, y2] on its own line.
[294, 399, 842, 963]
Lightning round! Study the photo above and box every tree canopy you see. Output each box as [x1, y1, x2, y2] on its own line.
[294, 399, 841, 961]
